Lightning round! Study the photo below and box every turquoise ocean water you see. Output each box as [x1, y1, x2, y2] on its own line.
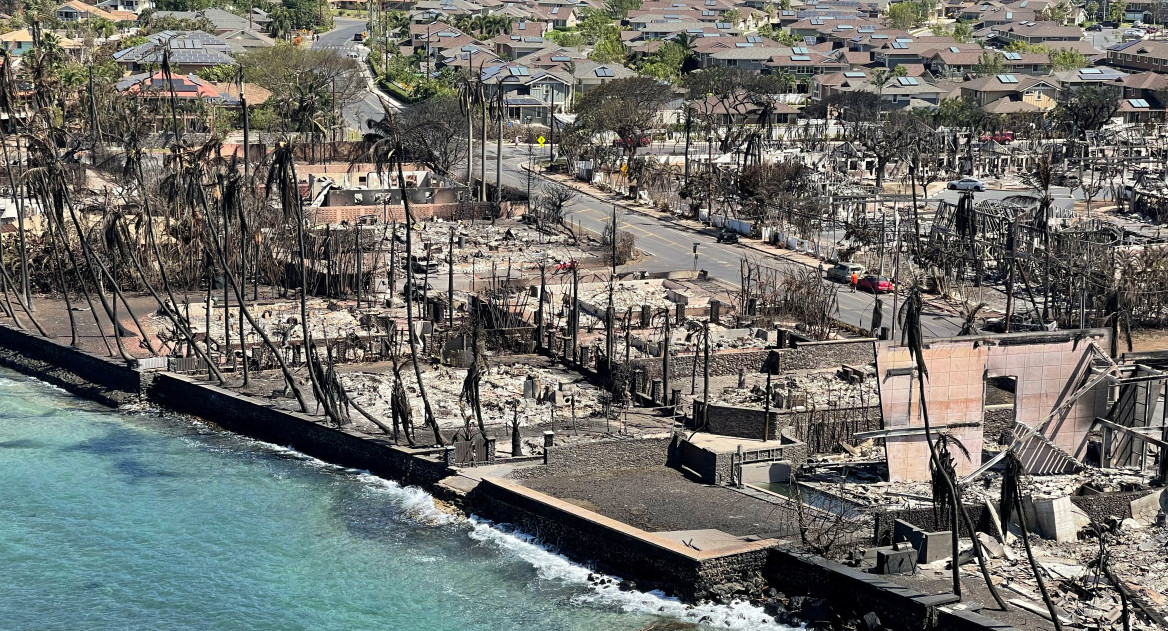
[0, 369, 783, 631]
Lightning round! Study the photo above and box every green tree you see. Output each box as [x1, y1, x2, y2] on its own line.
[574, 76, 672, 183]
[720, 8, 742, 24]
[638, 40, 686, 82]
[973, 51, 1006, 76]
[953, 21, 973, 42]
[603, 0, 641, 19]
[887, 1, 928, 29]
[1108, 0, 1126, 22]
[1048, 49, 1089, 71]
[577, 8, 613, 43]
[1054, 84, 1121, 137]
[589, 29, 626, 63]
[545, 29, 586, 47]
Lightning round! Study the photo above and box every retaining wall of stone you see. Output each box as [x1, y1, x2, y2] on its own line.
[0, 322, 146, 405]
[509, 436, 675, 480]
[630, 338, 877, 387]
[1070, 490, 1153, 523]
[150, 373, 452, 487]
[764, 549, 1020, 631]
[689, 399, 881, 454]
[470, 476, 777, 600]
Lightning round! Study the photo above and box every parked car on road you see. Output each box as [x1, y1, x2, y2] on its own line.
[716, 230, 739, 244]
[826, 262, 865, 283]
[857, 275, 894, 293]
[1087, 23, 1103, 31]
[947, 176, 986, 191]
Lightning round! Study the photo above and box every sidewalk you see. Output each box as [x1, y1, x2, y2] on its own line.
[525, 162, 964, 319]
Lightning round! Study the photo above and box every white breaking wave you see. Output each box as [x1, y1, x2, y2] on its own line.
[156, 427, 792, 631]
[465, 518, 791, 630]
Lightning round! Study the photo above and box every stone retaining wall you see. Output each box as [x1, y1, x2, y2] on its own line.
[690, 399, 881, 454]
[150, 373, 452, 487]
[1070, 490, 1153, 523]
[0, 322, 146, 406]
[873, 504, 994, 545]
[470, 476, 778, 600]
[631, 338, 876, 386]
[509, 436, 675, 480]
[764, 549, 1021, 631]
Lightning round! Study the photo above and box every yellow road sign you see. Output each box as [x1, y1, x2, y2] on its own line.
[537, 136, 546, 146]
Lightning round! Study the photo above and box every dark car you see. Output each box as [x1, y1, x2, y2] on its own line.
[857, 275, 894, 293]
[1101, 20, 1119, 27]
[1086, 23, 1103, 31]
[716, 230, 739, 244]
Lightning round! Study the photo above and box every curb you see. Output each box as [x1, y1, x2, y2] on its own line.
[521, 164, 965, 319]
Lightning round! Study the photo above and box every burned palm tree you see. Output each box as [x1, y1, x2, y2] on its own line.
[359, 103, 444, 447]
[1000, 450, 1062, 630]
[900, 284, 1008, 610]
[460, 322, 488, 435]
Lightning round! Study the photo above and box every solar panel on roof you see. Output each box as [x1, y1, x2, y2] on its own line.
[844, 71, 865, 77]
[716, 21, 731, 28]
[896, 37, 912, 42]
[1005, 11, 1012, 18]
[550, 55, 570, 61]
[702, 10, 715, 15]
[950, 46, 960, 53]
[792, 46, 808, 53]
[551, 6, 559, 13]
[509, 66, 530, 75]
[595, 67, 614, 77]
[1129, 98, 1150, 108]
[790, 54, 811, 60]
[997, 74, 1018, 83]
[897, 76, 918, 86]
[890, 41, 908, 49]
[1079, 67, 1102, 74]
[871, 33, 887, 39]
[686, 28, 702, 33]
[523, 36, 541, 42]
[747, 35, 762, 42]
[736, 42, 753, 47]
[1004, 52, 1021, 60]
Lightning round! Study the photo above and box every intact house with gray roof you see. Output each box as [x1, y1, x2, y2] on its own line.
[113, 30, 235, 73]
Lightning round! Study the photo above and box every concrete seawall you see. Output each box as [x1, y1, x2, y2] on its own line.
[0, 324, 147, 406]
[150, 373, 452, 488]
[470, 476, 778, 601]
[0, 322, 1022, 630]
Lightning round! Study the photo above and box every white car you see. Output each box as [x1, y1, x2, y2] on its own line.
[947, 177, 986, 192]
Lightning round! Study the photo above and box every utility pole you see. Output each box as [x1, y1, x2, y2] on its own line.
[495, 89, 503, 221]
[571, 264, 579, 362]
[448, 226, 454, 331]
[611, 204, 618, 274]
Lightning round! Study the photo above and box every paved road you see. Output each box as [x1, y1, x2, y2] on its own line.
[484, 145, 963, 338]
[313, 17, 386, 134]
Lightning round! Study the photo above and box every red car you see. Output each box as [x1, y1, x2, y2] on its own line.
[857, 275, 894, 293]
[979, 130, 1014, 143]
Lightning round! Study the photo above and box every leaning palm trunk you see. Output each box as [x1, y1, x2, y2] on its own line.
[901, 286, 1008, 610]
[198, 185, 310, 413]
[1001, 451, 1062, 630]
[397, 154, 443, 446]
[268, 143, 339, 423]
[58, 172, 157, 357]
[36, 187, 111, 354]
